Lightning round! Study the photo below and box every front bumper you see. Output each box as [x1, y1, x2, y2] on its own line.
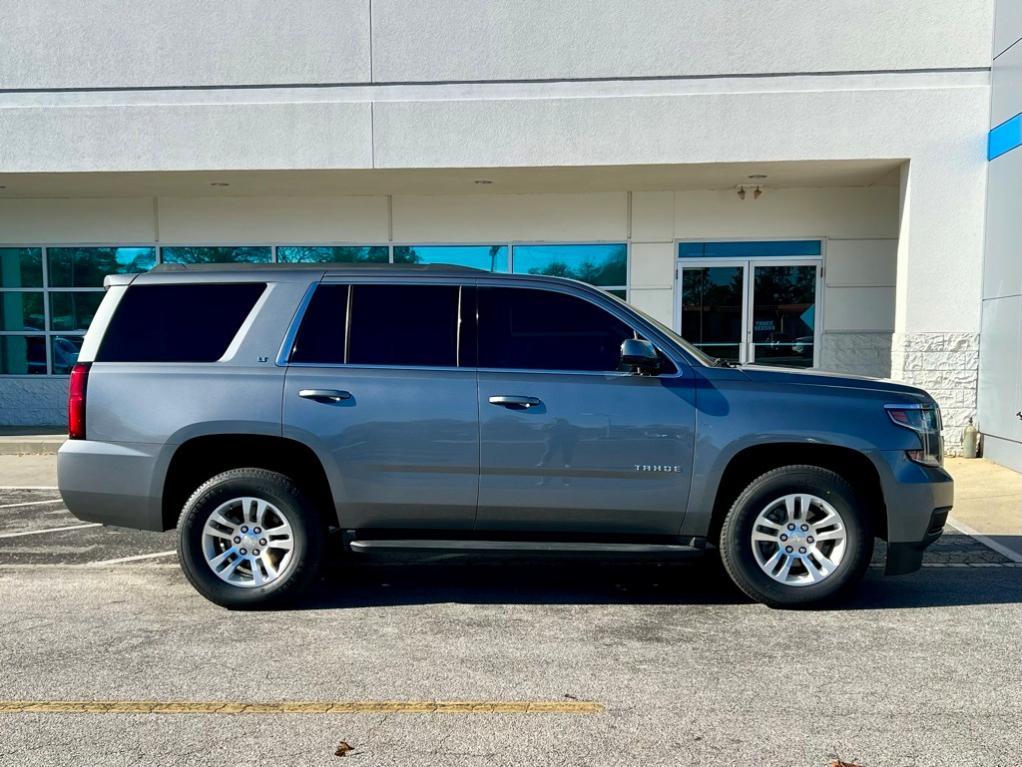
[872, 450, 954, 576]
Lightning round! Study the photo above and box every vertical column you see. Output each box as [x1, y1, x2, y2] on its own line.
[628, 192, 676, 327]
[891, 158, 986, 454]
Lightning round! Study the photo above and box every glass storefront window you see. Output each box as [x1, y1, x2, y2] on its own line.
[394, 245, 509, 272]
[0, 248, 44, 288]
[278, 246, 389, 264]
[49, 292, 104, 333]
[50, 335, 83, 375]
[512, 244, 627, 289]
[0, 335, 47, 375]
[48, 247, 157, 287]
[161, 246, 272, 264]
[0, 292, 45, 332]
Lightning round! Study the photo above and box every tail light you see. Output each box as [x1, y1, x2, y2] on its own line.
[68, 362, 91, 440]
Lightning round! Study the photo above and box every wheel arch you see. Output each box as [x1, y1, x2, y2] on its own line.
[160, 434, 336, 531]
[706, 443, 887, 547]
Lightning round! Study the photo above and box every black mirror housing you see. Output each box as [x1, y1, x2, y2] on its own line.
[620, 338, 660, 373]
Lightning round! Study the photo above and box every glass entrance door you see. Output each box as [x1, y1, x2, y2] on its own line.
[749, 264, 818, 368]
[678, 258, 820, 368]
[679, 264, 747, 364]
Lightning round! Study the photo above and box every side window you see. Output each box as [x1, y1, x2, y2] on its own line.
[477, 287, 636, 372]
[290, 284, 348, 364]
[97, 283, 265, 363]
[349, 284, 461, 367]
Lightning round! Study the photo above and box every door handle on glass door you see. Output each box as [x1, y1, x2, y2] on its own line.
[298, 389, 351, 403]
[488, 395, 541, 409]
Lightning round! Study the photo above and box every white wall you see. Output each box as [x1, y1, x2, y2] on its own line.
[0, 0, 991, 89]
[0, 0, 371, 89]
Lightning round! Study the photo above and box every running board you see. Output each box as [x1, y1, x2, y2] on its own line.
[347, 538, 703, 555]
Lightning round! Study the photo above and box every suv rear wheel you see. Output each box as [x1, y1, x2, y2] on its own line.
[177, 468, 324, 609]
[719, 465, 873, 608]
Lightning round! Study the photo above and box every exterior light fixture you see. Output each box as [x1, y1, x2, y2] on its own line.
[754, 186, 763, 199]
[737, 186, 746, 200]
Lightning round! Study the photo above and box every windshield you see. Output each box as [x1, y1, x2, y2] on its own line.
[603, 291, 718, 367]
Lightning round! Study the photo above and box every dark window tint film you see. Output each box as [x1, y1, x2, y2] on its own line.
[290, 284, 348, 364]
[478, 287, 634, 372]
[97, 283, 265, 362]
[348, 284, 460, 367]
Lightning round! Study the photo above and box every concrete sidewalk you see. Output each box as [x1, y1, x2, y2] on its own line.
[0, 426, 65, 456]
[945, 457, 1022, 560]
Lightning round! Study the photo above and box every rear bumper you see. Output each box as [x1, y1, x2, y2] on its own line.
[871, 450, 954, 576]
[57, 439, 164, 531]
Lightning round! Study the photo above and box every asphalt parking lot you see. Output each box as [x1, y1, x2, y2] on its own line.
[1, 486, 1019, 767]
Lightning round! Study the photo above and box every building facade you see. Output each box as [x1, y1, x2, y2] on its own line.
[979, 0, 1022, 471]
[0, 1, 1014, 464]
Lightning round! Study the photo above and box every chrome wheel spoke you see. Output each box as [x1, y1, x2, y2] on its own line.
[752, 531, 779, 544]
[814, 528, 844, 542]
[776, 555, 794, 581]
[802, 555, 825, 583]
[267, 537, 293, 551]
[208, 547, 237, 569]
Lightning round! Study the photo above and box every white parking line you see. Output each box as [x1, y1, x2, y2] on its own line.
[88, 550, 177, 566]
[0, 523, 101, 539]
[947, 517, 1022, 564]
[0, 499, 65, 510]
[0, 486, 59, 491]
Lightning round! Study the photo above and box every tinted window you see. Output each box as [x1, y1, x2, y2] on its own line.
[97, 283, 265, 362]
[290, 284, 348, 364]
[349, 284, 460, 367]
[478, 287, 635, 372]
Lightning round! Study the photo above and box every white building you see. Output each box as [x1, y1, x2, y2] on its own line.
[0, 1, 1017, 467]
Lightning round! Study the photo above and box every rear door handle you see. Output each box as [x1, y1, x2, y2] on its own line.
[488, 395, 541, 409]
[299, 388, 351, 403]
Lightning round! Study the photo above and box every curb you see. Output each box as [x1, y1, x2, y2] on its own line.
[0, 441, 63, 456]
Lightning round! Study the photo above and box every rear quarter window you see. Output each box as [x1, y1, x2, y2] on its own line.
[96, 283, 265, 362]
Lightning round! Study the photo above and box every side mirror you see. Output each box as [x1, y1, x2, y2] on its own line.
[620, 338, 660, 374]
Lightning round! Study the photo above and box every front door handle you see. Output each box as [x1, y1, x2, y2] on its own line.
[299, 388, 351, 403]
[488, 395, 542, 409]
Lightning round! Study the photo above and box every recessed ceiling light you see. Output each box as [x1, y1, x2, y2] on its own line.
[0, 185, 6, 190]
[747, 174, 768, 180]
[210, 182, 230, 187]
[473, 179, 493, 185]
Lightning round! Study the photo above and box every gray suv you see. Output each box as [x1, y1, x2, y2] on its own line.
[58, 264, 953, 609]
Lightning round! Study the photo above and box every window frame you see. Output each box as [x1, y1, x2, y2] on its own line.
[281, 276, 684, 377]
[281, 277, 474, 372]
[674, 238, 826, 369]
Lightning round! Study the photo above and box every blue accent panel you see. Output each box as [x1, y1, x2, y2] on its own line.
[678, 240, 822, 259]
[988, 113, 1022, 160]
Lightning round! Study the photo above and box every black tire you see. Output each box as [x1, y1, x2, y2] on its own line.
[719, 465, 873, 608]
[177, 468, 324, 609]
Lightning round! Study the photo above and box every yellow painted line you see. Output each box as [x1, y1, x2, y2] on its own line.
[0, 700, 603, 715]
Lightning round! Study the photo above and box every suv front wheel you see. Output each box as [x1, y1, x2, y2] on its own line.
[719, 465, 873, 608]
[177, 468, 324, 609]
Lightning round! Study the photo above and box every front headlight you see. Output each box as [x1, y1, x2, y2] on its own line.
[884, 403, 943, 467]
